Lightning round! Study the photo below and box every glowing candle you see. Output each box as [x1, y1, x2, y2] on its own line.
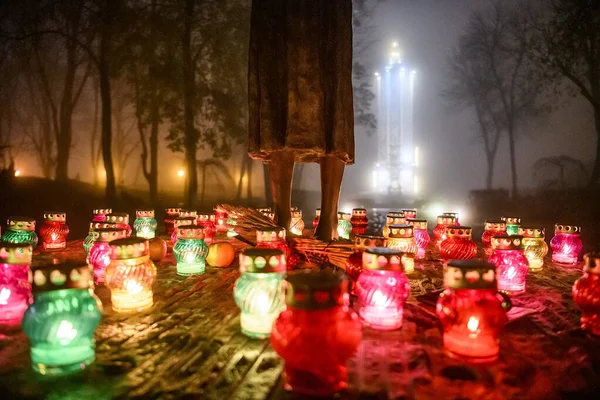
[173, 225, 209, 275]
[197, 214, 217, 243]
[501, 216, 521, 236]
[406, 218, 430, 260]
[0, 242, 32, 327]
[106, 213, 132, 237]
[214, 209, 228, 232]
[572, 253, 600, 335]
[350, 208, 369, 236]
[256, 226, 291, 265]
[442, 212, 459, 225]
[313, 208, 321, 231]
[337, 212, 352, 240]
[92, 208, 112, 222]
[2, 217, 38, 247]
[290, 210, 304, 235]
[489, 235, 529, 295]
[134, 209, 157, 239]
[382, 211, 405, 238]
[271, 271, 362, 396]
[550, 224, 582, 265]
[481, 220, 507, 256]
[105, 237, 157, 313]
[357, 247, 409, 330]
[345, 235, 388, 286]
[23, 262, 102, 375]
[171, 216, 197, 244]
[226, 213, 239, 238]
[402, 209, 417, 219]
[386, 224, 418, 273]
[519, 227, 548, 271]
[164, 207, 181, 235]
[234, 248, 286, 338]
[440, 226, 477, 261]
[433, 215, 457, 249]
[436, 260, 511, 363]
[40, 212, 69, 251]
[88, 227, 127, 284]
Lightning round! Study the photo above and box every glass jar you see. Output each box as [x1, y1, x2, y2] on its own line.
[382, 211, 405, 238]
[290, 210, 304, 236]
[357, 247, 410, 330]
[256, 227, 291, 265]
[443, 212, 459, 225]
[519, 227, 548, 271]
[89, 227, 127, 284]
[550, 224, 582, 265]
[105, 237, 157, 313]
[234, 248, 286, 339]
[481, 220, 507, 256]
[84, 222, 116, 260]
[134, 209, 157, 239]
[436, 260, 511, 363]
[402, 209, 417, 219]
[433, 215, 457, 249]
[440, 226, 478, 261]
[572, 253, 600, 335]
[179, 209, 198, 219]
[171, 216, 197, 244]
[501, 216, 521, 236]
[23, 262, 102, 375]
[164, 207, 181, 235]
[106, 213, 132, 237]
[214, 208, 228, 232]
[0, 242, 33, 327]
[2, 216, 38, 248]
[489, 235, 529, 295]
[407, 218, 430, 260]
[271, 271, 362, 396]
[350, 208, 368, 236]
[197, 214, 217, 244]
[345, 235, 388, 286]
[92, 208, 112, 222]
[173, 225, 209, 275]
[313, 208, 321, 231]
[337, 212, 352, 240]
[386, 224, 418, 273]
[40, 212, 69, 251]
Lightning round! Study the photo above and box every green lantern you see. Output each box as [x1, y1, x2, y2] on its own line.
[501, 216, 521, 236]
[174, 225, 209, 275]
[134, 209, 158, 239]
[2, 216, 38, 248]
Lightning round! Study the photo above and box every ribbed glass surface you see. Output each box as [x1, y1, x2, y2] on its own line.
[134, 217, 158, 239]
[174, 238, 208, 275]
[2, 229, 38, 248]
[234, 273, 284, 338]
[0, 263, 32, 326]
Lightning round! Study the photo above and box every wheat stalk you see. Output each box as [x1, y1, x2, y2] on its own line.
[291, 238, 354, 270]
[216, 204, 279, 244]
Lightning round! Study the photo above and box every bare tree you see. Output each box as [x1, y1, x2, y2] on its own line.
[533, 155, 589, 189]
[111, 80, 140, 187]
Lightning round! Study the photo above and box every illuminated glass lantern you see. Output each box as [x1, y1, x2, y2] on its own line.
[290, 210, 304, 236]
[179, 209, 197, 219]
[481, 220, 507, 256]
[519, 227, 548, 271]
[433, 215, 457, 249]
[134, 209, 157, 239]
[345, 235, 388, 285]
[164, 207, 181, 235]
[406, 218, 429, 260]
[226, 213, 239, 238]
[258, 207, 272, 215]
[171, 216, 197, 244]
[443, 212, 459, 225]
[92, 208, 112, 222]
[382, 211, 405, 238]
[234, 248, 286, 339]
[313, 208, 320, 230]
[436, 260, 511, 363]
[106, 213, 132, 237]
[271, 271, 361, 396]
[0, 241, 33, 327]
[357, 247, 409, 330]
[40, 212, 69, 251]
[256, 227, 291, 263]
[572, 253, 600, 335]
[489, 235, 529, 295]
[337, 212, 352, 240]
[386, 224, 418, 274]
[2, 217, 38, 248]
[83, 222, 115, 260]
[214, 209, 228, 232]
[173, 225, 209, 276]
[402, 209, 417, 220]
[350, 208, 368, 236]
[501, 216, 521, 236]
[197, 214, 217, 243]
[89, 227, 127, 284]
[105, 237, 157, 313]
[440, 226, 478, 261]
[23, 262, 102, 376]
[551, 224, 582, 265]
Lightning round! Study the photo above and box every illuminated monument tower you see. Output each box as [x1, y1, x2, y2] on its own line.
[372, 42, 419, 195]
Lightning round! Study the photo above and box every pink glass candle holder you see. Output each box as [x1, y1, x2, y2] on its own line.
[106, 213, 131, 237]
[382, 211, 405, 238]
[345, 235, 388, 289]
[197, 214, 216, 244]
[402, 209, 417, 220]
[407, 218, 430, 260]
[573, 253, 600, 335]
[437, 260, 511, 363]
[313, 208, 321, 231]
[89, 227, 127, 285]
[443, 212, 459, 225]
[386, 224, 418, 274]
[482, 220, 507, 256]
[40, 212, 69, 251]
[551, 224, 582, 265]
[440, 226, 477, 261]
[489, 235, 529, 295]
[433, 215, 457, 249]
[351, 208, 368, 236]
[501, 216, 521, 236]
[164, 208, 181, 235]
[519, 227, 548, 271]
[92, 208, 112, 222]
[256, 227, 292, 266]
[357, 247, 410, 330]
[0, 242, 33, 327]
[271, 271, 362, 396]
[171, 217, 197, 244]
[214, 209, 228, 232]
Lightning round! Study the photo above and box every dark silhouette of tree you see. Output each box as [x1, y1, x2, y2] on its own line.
[533, 155, 589, 189]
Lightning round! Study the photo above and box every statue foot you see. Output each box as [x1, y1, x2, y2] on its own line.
[314, 220, 338, 242]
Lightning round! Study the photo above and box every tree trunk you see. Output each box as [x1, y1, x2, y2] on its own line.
[507, 124, 518, 198]
[182, 0, 197, 207]
[263, 163, 272, 205]
[590, 105, 600, 187]
[55, 35, 77, 182]
[100, 2, 116, 202]
[149, 100, 159, 203]
[485, 153, 495, 190]
[247, 158, 253, 200]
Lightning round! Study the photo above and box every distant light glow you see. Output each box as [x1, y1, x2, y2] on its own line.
[414, 147, 419, 167]
[177, 170, 185, 177]
[411, 70, 416, 75]
[392, 41, 398, 48]
[374, 72, 379, 77]
[14, 170, 21, 177]
[414, 176, 419, 194]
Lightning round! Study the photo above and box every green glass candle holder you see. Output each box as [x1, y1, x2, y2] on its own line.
[134, 209, 158, 239]
[174, 225, 209, 275]
[501, 217, 521, 236]
[337, 212, 352, 240]
[2, 217, 38, 248]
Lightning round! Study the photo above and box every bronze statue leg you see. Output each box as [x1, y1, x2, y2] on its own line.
[268, 151, 295, 231]
[314, 155, 345, 241]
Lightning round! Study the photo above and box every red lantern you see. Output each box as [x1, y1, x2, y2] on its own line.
[402, 209, 417, 219]
[345, 235, 388, 288]
[572, 253, 600, 335]
[256, 227, 293, 267]
[481, 220, 507, 256]
[92, 208, 112, 222]
[214, 209, 228, 232]
[489, 235, 529, 295]
[40, 212, 69, 251]
[442, 212, 459, 225]
[550, 224, 582, 265]
[197, 214, 216, 244]
[407, 218, 429, 260]
[164, 208, 181, 235]
[312, 208, 320, 231]
[350, 208, 368, 235]
[440, 226, 477, 261]
[433, 215, 457, 248]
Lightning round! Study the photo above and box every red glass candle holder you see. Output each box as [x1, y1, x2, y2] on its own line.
[171, 217, 197, 244]
[164, 208, 181, 235]
[351, 208, 368, 236]
[437, 260, 511, 363]
[386, 224, 418, 273]
[256, 227, 292, 267]
[573, 253, 600, 335]
[345, 235, 388, 287]
[501, 216, 521, 236]
[106, 213, 131, 237]
[489, 235, 529, 295]
[197, 214, 217, 244]
[407, 218, 430, 260]
[0, 242, 33, 327]
[382, 211, 405, 238]
[271, 271, 362, 396]
[443, 212, 459, 225]
[433, 215, 457, 249]
[214, 209, 228, 232]
[481, 220, 507, 256]
[313, 208, 321, 231]
[40, 212, 69, 251]
[89, 227, 127, 285]
[357, 247, 410, 330]
[551, 224, 582, 265]
[440, 226, 477, 261]
[92, 208, 112, 222]
[402, 209, 417, 220]
[519, 227, 548, 271]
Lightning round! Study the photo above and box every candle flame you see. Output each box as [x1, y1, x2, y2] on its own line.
[254, 292, 271, 313]
[51, 233, 59, 241]
[125, 279, 143, 295]
[372, 290, 388, 306]
[56, 320, 78, 341]
[0, 288, 11, 305]
[467, 316, 479, 333]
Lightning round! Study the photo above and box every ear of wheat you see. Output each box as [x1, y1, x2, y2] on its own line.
[216, 204, 279, 245]
[291, 238, 354, 270]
